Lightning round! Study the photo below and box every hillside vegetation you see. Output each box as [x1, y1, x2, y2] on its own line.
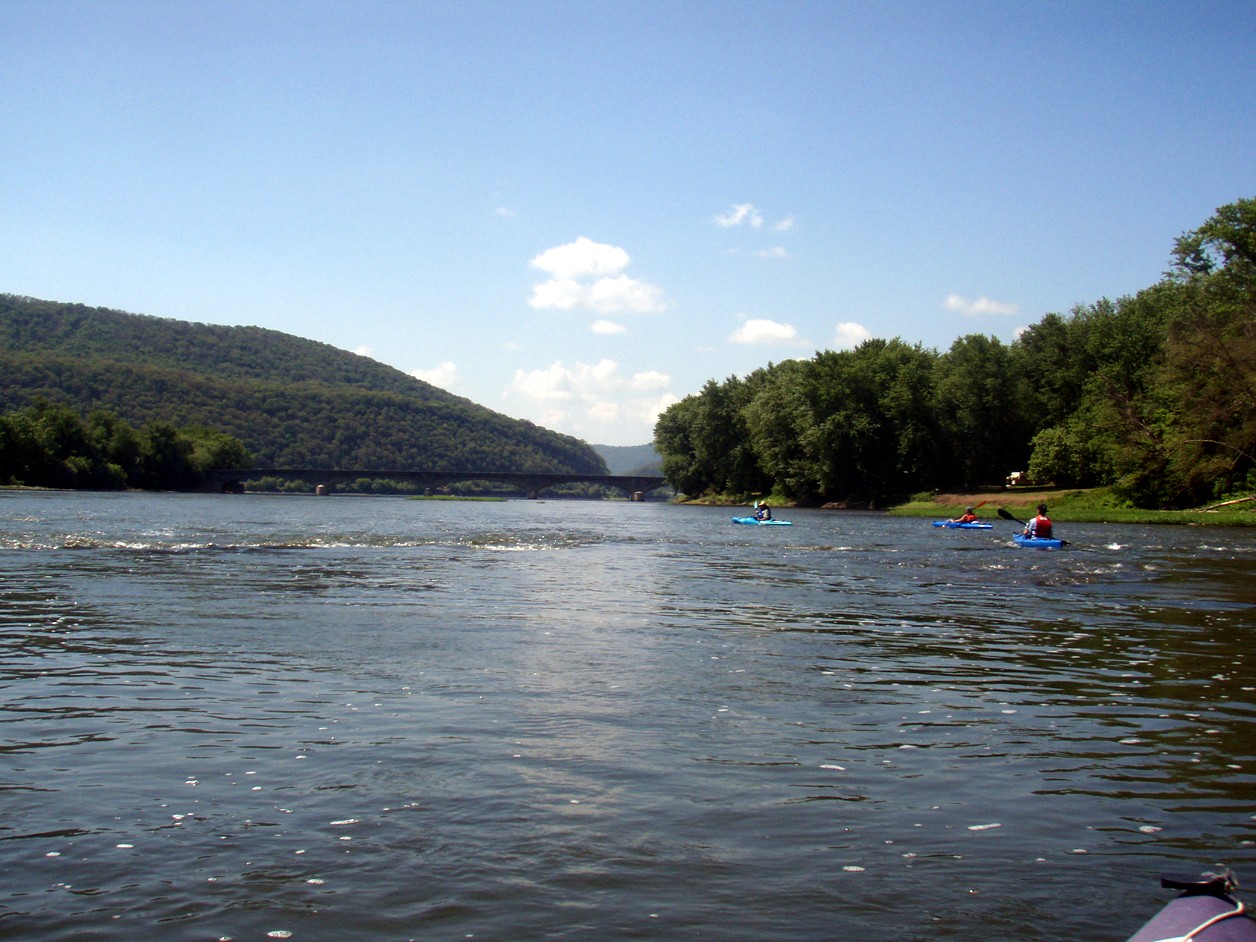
[0, 296, 606, 475]
[593, 442, 662, 476]
[655, 199, 1255, 510]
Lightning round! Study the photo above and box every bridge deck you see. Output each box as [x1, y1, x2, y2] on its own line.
[206, 468, 668, 497]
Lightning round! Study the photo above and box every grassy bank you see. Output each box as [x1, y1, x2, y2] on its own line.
[887, 487, 1256, 527]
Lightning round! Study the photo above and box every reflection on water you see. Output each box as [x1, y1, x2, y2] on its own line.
[0, 492, 1253, 941]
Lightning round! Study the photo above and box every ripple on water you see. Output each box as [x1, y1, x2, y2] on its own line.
[1, 496, 1254, 941]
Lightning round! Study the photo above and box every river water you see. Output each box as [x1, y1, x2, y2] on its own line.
[1, 491, 1253, 941]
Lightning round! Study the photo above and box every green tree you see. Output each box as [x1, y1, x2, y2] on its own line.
[1025, 199, 1255, 506]
[743, 361, 822, 501]
[1013, 309, 1095, 430]
[654, 376, 769, 498]
[1025, 419, 1110, 488]
[652, 199, 1255, 509]
[1170, 198, 1256, 278]
[135, 422, 197, 490]
[1155, 198, 1256, 502]
[934, 335, 1030, 489]
[88, 409, 141, 485]
[654, 397, 708, 497]
[183, 426, 254, 474]
[806, 341, 939, 502]
[0, 411, 39, 484]
[33, 401, 93, 487]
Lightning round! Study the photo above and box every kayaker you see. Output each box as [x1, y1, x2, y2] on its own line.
[951, 505, 979, 524]
[1023, 503, 1052, 539]
[755, 500, 773, 521]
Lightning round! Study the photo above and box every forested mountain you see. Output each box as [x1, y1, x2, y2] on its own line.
[593, 443, 661, 475]
[0, 296, 607, 474]
[654, 199, 1255, 509]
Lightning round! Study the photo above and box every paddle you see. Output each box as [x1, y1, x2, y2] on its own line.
[997, 507, 1026, 525]
[997, 507, 1070, 545]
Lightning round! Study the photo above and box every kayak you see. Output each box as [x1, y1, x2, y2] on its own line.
[1013, 533, 1064, 549]
[1124, 871, 1255, 941]
[932, 521, 994, 529]
[731, 516, 793, 526]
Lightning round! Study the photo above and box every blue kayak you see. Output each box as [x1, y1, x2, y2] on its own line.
[1013, 532, 1064, 549]
[932, 521, 994, 529]
[732, 516, 793, 526]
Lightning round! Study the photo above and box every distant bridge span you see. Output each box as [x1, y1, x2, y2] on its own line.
[206, 468, 668, 499]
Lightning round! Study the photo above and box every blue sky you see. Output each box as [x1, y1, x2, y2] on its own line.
[3, 1, 1253, 446]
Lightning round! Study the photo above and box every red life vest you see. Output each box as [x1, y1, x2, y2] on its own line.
[1031, 514, 1052, 538]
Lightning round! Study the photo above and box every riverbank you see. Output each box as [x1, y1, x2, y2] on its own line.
[678, 486, 1256, 526]
[887, 487, 1256, 526]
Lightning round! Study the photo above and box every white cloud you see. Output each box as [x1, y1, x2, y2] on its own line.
[511, 361, 578, 401]
[511, 359, 622, 403]
[728, 318, 800, 345]
[629, 370, 670, 391]
[757, 246, 788, 259]
[833, 321, 872, 349]
[587, 399, 621, 423]
[530, 236, 629, 278]
[585, 359, 619, 385]
[632, 391, 679, 428]
[591, 319, 627, 335]
[529, 276, 666, 314]
[495, 206, 517, 218]
[714, 205, 795, 233]
[945, 293, 1019, 316]
[714, 203, 764, 228]
[354, 345, 374, 358]
[411, 361, 458, 390]
[528, 238, 666, 315]
[588, 274, 666, 313]
[528, 277, 585, 310]
[584, 390, 678, 435]
[506, 359, 676, 444]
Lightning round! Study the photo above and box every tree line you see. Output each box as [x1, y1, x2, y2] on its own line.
[0, 401, 253, 491]
[654, 199, 1255, 509]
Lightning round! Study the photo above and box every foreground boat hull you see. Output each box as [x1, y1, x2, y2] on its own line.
[1125, 873, 1255, 942]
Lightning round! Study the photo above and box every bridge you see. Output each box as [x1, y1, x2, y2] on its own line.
[205, 468, 669, 500]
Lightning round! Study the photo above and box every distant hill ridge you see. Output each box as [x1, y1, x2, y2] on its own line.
[0, 294, 607, 474]
[593, 443, 661, 476]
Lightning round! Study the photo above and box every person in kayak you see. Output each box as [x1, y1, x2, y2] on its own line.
[1023, 503, 1052, 539]
[754, 500, 773, 521]
[950, 505, 979, 524]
